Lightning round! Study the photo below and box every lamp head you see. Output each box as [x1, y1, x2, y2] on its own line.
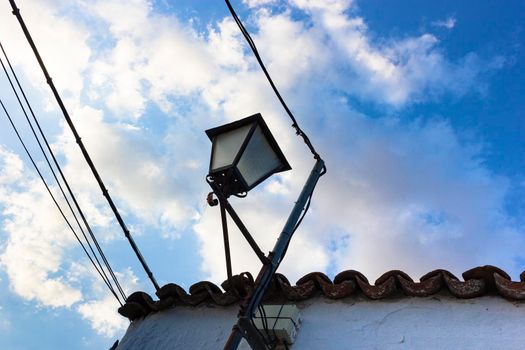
[206, 113, 291, 197]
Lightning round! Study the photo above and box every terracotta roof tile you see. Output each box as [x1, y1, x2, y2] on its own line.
[494, 273, 525, 300]
[118, 265, 525, 321]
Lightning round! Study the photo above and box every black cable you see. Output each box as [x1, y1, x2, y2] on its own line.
[224, 0, 327, 270]
[258, 304, 272, 342]
[271, 304, 284, 345]
[9, 0, 160, 292]
[251, 306, 272, 347]
[0, 53, 126, 305]
[0, 42, 127, 302]
[0, 98, 123, 306]
[224, 0, 325, 165]
[280, 163, 325, 263]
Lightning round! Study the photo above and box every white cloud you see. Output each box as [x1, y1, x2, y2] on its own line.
[243, 0, 278, 8]
[291, 0, 354, 13]
[311, 110, 524, 280]
[78, 296, 128, 337]
[190, 3, 520, 282]
[77, 267, 139, 338]
[0, 146, 24, 185]
[432, 17, 457, 29]
[0, 145, 135, 335]
[0, 0, 91, 101]
[288, 1, 497, 106]
[0, 147, 82, 307]
[1, 3, 207, 330]
[196, 109, 525, 283]
[83, 0, 217, 118]
[54, 104, 198, 230]
[208, 18, 249, 70]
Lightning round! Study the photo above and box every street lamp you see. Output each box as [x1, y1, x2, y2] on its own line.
[205, 113, 325, 350]
[205, 113, 291, 280]
[206, 113, 291, 197]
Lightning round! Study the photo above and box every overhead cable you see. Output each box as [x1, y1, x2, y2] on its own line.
[9, 0, 160, 292]
[0, 98, 124, 306]
[224, 2, 326, 271]
[224, 0, 327, 291]
[0, 43, 127, 303]
[224, 0, 325, 165]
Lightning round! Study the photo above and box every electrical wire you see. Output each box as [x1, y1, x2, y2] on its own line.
[0, 44, 126, 301]
[224, 0, 325, 167]
[224, 0, 327, 265]
[279, 163, 326, 263]
[252, 306, 270, 346]
[0, 98, 124, 306]
[9, 0, 160, 292]
[258, 304, 272, 343]
[0, 43, 127, 303]
[0, 42, 126, 301]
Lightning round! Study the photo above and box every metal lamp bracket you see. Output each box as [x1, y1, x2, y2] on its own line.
[207, 176, 269, 281]
[208, 159, 325, 350]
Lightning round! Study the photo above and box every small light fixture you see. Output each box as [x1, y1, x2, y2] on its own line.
[206, 113, 291, 197]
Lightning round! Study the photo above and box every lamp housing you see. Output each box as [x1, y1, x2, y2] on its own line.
[206, 113, 291, 197]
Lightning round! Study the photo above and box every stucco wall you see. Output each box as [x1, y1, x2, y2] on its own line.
[117, 296, 524, 349]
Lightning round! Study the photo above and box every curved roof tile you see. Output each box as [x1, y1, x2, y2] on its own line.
[118, 265, 525, 321]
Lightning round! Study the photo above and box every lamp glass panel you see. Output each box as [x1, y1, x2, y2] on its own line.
[211, 124, 252, 171]
[237, 125, 281, 187]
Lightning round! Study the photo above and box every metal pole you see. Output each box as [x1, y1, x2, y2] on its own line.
[9, 0, 160, 291]
[224, 159, 325, 350]
[222, 200, 269, 265]
[219, 199, 233, 281]
[208, 180, 268, 265]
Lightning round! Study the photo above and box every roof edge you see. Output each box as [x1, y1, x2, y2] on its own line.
[118, 265, 525, 321]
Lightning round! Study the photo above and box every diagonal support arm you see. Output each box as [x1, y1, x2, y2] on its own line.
[208, 179, 269, 269]
[224, 159, 325, 350]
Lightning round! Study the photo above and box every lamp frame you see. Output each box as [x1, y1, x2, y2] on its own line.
[206, 113, 291, 197]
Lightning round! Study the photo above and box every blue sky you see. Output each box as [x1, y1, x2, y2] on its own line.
[0, 0, 523, 348]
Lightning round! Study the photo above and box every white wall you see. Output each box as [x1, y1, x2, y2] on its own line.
[117, 296, 525, 350]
